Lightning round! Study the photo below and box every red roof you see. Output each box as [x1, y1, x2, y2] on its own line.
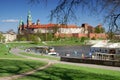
[27, 23, 77, 29]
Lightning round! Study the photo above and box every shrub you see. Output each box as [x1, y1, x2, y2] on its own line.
[80, 37, 88, 42]
[91, 37, 96, 40]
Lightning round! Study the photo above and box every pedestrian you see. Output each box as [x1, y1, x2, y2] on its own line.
[82, 53, 85, 59]
[89, 52, 92, 58]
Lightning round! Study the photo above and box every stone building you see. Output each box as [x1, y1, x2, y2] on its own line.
[18, 11, 107, 39]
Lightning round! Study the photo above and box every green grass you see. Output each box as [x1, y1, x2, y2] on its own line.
[20, 52, 60, 61]
[46, 40, 84, 46]
[0, 59, 47, 77]
[0, 43, 47, 77]
[1, 43, 120, 80]
[17, 63, 120, 80]
[7, 43, 38, 49]
[0, 43, 22, 58]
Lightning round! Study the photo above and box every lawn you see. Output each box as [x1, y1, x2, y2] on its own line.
[7, 43, 38, 49]
[0, 43, 22, 58]
[0, 59, 47, 77]
[17, 63, 120, 80]
[46, 40, 84, 46]
[0, 43, 47, 77]
[1, 43, 120, 80]
[20, 52, 60, 61]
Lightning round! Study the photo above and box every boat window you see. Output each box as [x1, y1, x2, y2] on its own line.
[109, 49, 116, 54]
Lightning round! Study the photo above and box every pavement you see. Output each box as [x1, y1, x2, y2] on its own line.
[11, 48, 120, 71]
[0, 48, 120, 80]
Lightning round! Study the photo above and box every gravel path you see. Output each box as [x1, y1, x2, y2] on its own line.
[0, 48, 120, 80]
[11, 48, 120, 71]
[0, 62, 52, 80]
[0, 48, 54, 80]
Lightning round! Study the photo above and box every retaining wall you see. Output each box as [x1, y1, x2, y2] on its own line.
[60, 56, 120, 67]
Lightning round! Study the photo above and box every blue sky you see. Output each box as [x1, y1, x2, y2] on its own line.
[0, 0, 104, 32]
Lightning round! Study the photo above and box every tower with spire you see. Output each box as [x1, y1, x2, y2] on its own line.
[18, 18, 24, 34]
[27, 11, 32, 27]
[36, 19, 40, 25]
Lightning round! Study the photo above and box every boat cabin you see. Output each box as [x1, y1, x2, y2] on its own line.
[91, 43, 120, 60]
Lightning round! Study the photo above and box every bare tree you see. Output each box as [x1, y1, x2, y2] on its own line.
[29, 0, 120, 40]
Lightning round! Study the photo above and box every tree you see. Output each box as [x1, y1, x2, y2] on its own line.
[94, 26, 105, 33]
[30, 0, 120, 40]
[0, 33, 5, 43]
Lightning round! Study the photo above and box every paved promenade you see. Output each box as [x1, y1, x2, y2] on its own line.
[11, 48, 120, 71]
[0, 48, 120, 80]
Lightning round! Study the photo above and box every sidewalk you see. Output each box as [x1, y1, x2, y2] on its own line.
[11, 48, 120, 71]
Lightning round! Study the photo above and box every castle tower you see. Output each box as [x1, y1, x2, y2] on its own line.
[19, 19, 23, 26]
[27, 11, 32, 27]
[18, 19, 24, 34]
[36, 19, 40, 25]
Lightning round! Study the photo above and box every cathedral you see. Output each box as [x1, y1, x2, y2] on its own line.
[18, 11, 88, 34]
[18, 11, 106, 39]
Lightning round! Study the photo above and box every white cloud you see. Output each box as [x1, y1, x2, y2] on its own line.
[1, 19, 19, 23]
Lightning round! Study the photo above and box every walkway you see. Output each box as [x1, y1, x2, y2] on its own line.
[0, 48, 120, 80]
[0, 62, 52, 80]
[11, 48, 120, 71]
[0, 48, 54, 80]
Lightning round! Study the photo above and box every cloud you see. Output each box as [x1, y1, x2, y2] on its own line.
[1, 19, 19, 23]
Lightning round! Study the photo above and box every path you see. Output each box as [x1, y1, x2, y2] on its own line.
[0, 48, 120, 80]
[11, 48, 120, 71]
[0, 48, 54, 80]
[0, 62, 52, 80]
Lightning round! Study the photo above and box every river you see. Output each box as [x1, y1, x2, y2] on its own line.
[28, 45, 91, 58]
[53, 45, 91, 57]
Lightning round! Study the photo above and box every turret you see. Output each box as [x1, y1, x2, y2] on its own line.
[36, 19, 40, 25]
[27, 11, 32, 27]
[18, 19, 24, 34]
[19, 19, 23, 26]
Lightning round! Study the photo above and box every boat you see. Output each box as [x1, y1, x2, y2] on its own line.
[90, 42, 120, 60]
[26, 46, 59, 56]
[48, 47, 58, 56]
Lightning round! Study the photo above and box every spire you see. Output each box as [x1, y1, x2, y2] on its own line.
[36, 19, 40, 25]
[27, 11, 32, 22]
[19, 18, 23, 26]
[27, 11, 32, 26]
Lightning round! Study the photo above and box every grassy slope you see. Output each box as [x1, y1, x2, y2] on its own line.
[0, 59, 47, 77]
[0, 43, 47, 77]
[17, 63, 120, 80]
[0, 43, 21, 58]
[1, 43, 120, 80]
[46, 40, 84, 46]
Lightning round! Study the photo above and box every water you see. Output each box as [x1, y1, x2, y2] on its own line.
[53, 45, 91, 58]
[27, 45, 91, 58]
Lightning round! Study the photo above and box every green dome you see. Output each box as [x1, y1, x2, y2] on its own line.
[19, 19, 23, 26]
[27, 11, 32, 21]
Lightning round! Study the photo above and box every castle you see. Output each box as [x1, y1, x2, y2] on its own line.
[18, 11, 106, 39]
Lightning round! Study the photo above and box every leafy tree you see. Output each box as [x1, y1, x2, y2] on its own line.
[20, 37, 27, 41]
[95, 26, 105, 33]
[0, 33, 5, 43]
[107, 32, 115, 40]
[80, 37, 88, 42]
[32, 35, 40, 44]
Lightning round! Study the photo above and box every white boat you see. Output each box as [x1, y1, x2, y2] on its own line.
[48, 47, 58, 56]
[90, 42, 120, 60]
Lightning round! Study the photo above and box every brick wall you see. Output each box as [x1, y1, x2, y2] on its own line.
[55, 33, 107, 39]
[89, 33, 107, 39]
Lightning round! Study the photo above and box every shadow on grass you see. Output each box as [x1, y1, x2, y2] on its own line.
[18, 66, 120, 80]
[0, 59, 44, 77]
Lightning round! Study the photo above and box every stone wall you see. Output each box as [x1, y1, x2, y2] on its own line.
[61, 56, 120, 67]
[55, 33, 107, 39]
